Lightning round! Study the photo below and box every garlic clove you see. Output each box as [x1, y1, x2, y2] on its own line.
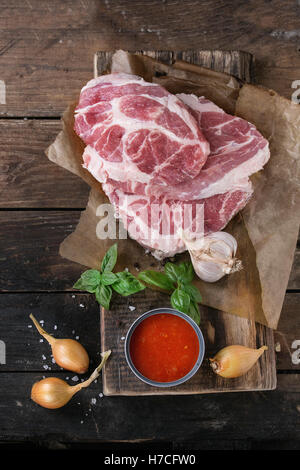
[193, 259, 225, 283]
[208, 231, 238, 256]
[209, 345, 268, 378]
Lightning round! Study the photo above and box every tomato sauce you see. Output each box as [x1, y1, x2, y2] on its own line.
[129, 313, 199, 382]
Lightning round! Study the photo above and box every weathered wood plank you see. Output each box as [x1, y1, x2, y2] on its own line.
[288, 249, 300, 290]
[95, 49, 253, 82]
[96, 47, 293, 393]
[0, 211, 84, 291]
[0, 292, 300, 372]
[0, 293, 100, 372]
[0, 210, 299, 294]
[0, 0, 299, 116]
[275, 293, 300, 370]
[0, 0, 298, 445]
[0, 292, 297, 372]
[0, 372, 299, 442]
[97, 48, 276, 396]
[101, 290, 276, 395]
[0, 120, 89, 208]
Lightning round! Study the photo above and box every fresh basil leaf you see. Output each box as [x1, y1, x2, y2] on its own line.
[170, 288, 191, 314]
[73, 269, 101, 293]
[101, 272, 117, 286]
[101, 243, 118, 273]
[175, 262, 194, 284]
[112, 271, 145, 296]
[187, 300, 201, 325]
[165, 261, 194, 284]
[95, 284, 112, 310]
[183, 283, 202, 303]
[164, 262, 180, 283]
[180, 262, 194, 284]
[138, 270, 175, 291]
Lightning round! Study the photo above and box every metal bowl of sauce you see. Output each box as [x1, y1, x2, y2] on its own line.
[124, 307, 205, 387]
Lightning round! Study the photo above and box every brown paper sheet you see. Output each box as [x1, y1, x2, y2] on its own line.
[46, 51, 300, 329]
[238, 85, 300, 328]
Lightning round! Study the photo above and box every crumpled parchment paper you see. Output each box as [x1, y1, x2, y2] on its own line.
[46, 50, 300, 329]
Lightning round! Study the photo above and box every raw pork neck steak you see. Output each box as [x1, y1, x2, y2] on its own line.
[103, 182, 253, 259]
[75, 73, 270, 258]
[74, 73, 210, 190]
[78, 92, 269, 201]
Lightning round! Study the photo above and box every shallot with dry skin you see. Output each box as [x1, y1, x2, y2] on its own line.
[209, 345, 268, 378]
[29, 314, 89, 374]
[31, 350, 111, 409]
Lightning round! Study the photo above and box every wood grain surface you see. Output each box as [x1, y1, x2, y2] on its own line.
[0, 292, 297, 372]
[0, 373, 298, 445]
[0, 0, 300, 449]
[101, 293, 276, 395]
[0, 0, 300, 116]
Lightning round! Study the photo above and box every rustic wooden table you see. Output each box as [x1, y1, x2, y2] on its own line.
[0, 0, 300, 451]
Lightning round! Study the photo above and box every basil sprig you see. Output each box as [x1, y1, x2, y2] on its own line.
[73, 243, 145, 309]
[138, 261, 202, 324]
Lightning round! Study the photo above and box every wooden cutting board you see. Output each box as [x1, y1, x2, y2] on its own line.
[98, 50, 277, 395]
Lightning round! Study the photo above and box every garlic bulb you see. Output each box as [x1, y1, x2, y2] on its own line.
[210, 345, 268, 378]
[179, 230, 242, 283]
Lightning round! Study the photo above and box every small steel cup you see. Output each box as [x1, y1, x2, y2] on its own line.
[124, 307, 205, 388]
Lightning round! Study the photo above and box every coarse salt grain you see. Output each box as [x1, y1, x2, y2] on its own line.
[72, 376, 79, 382]
[54, 325, 57, 330]
[28, 325, 32, 328]
[129, 305, 136, 311]
[275, 342, 281, 352]
[91, 398, 97, 405]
